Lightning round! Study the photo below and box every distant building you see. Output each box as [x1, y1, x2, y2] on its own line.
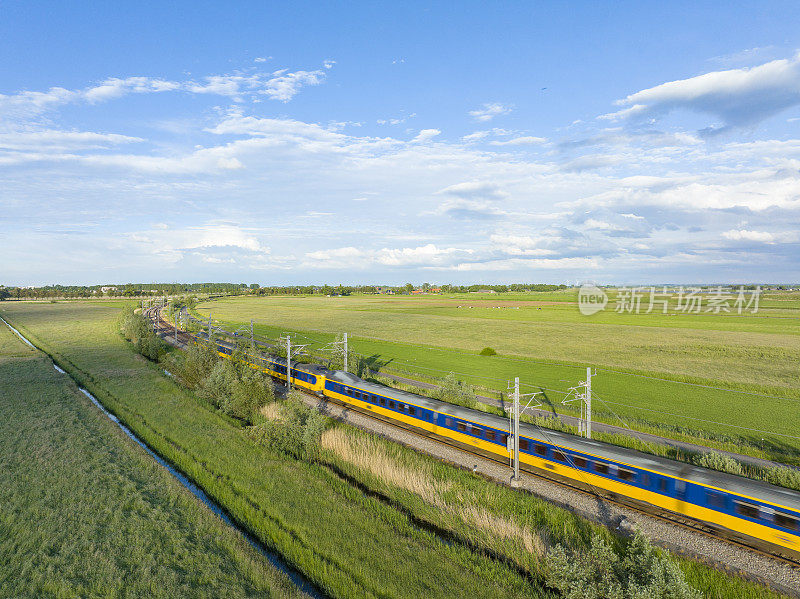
[101, 286, 117, 293]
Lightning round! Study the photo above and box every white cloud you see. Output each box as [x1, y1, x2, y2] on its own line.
[489, 136, 547, 146]
[306, 246, 363, 261]
[561, 154, 622, 172]
[411, 129, 441, 143]
[0, 130, 143, 151]
[437, 181, 507, 200]
[376, 244, 470, 266]
[0, 87, 77, 121]
[84, 77, 180, 103]
[469, 102, 512, 122]
[5, 69, 800, 284]
[428, 198, 507, 219]
[452, 256, 598, 271]
[262, 69, 326, 102]
[722, 229, 775, 242]
[603, 52, 800, 132]
[304, 244, 472, 269]
[462, 130, 491, 142]
[489, 234, 556, 256]
[0, 64, 331, 127]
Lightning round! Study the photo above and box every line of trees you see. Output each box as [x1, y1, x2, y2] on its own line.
[0, 282, 252, 300]
[0, 282, 573, 300]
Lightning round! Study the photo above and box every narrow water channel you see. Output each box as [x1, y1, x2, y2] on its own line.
[1, 314, 323, 599]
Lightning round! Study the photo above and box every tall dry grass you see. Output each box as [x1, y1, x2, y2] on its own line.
[321, 428, 544, 557]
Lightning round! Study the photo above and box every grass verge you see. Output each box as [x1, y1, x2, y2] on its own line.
[0, 317, 302, 598]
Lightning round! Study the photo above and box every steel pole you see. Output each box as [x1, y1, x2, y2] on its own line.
[586, 367, 592, 439]
[513, 377, 520, 481]
[286, 336, 292, 391]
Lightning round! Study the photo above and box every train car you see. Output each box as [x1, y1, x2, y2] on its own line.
[321, 369, 800, 559]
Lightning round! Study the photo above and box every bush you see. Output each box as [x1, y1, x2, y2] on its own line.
[200, 360, 240, 409]
[196, 358, 275, 423]
[227, 370, 275, 421]
[479, 347, 497, 356]
[546, 532, 699, 599]
[119, 306, 167, 362]
[248, 394, 329, 460]
[434, 372, 478, 409]
[166, 342, 220, 388]
[693, 451, 744, 476]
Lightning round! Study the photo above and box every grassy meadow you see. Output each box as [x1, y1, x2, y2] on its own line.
[0, 301, 552, 599]
[1, 300, 792, 598]
[0, 311, 303, 598]
[193, 291, 800, 463]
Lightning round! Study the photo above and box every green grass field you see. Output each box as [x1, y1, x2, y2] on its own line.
[0, 301, 551, 599]
[1, 300, 790, 598]
[0, 313, 302, 598]
[192, 291, 800, 463]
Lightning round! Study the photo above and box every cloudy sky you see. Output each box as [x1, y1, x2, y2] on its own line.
[3, 1, 800, 285]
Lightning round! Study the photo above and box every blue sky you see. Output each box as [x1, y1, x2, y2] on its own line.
[3, 1, 800, 285]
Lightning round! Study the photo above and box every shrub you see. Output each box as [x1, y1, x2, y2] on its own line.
[227, 371, 275, 421]
[167, 342, 220, 388]
[693, 451, 744, 476]
[119, 306, 167, 362]
[247, 394, 329, 460]
[200, 360, 240, 409]
[546, 532, 699, 599]
[479, 347, 497, 356]
[433, 372, 478, 409]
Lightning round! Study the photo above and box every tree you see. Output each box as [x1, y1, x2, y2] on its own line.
[405, 283, 414, 294]
[0, 289, 10, 301]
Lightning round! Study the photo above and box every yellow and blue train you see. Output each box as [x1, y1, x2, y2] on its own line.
[195, 323, 800, 559]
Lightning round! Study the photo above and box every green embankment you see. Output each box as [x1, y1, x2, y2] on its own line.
[0, 302, 549, 599]
[0, 314, 302, 598]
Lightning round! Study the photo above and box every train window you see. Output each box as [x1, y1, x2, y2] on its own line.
[775, 513, 799, 531]
[388, 401, 395, 409]
[486, 430, 496, 441]
[519, 439, 529, 451]
[735, 502, 760, 520]
[409, 406, 416, 416]
[618, 469, 635, 482]
[457, 422, 467, 432]
[553, 451, 566, 462]
[572, 457, 587, 468]
[658, 478, 669, 493]
[379, 397, 386, 406]
[706, 491, 726, 510]
[593, 462, 609, 475]
[535, 444, 547, 456]
[499, 433, 508, 445]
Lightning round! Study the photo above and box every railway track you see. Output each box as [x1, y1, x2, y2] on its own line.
[144, 305, 800, 594]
